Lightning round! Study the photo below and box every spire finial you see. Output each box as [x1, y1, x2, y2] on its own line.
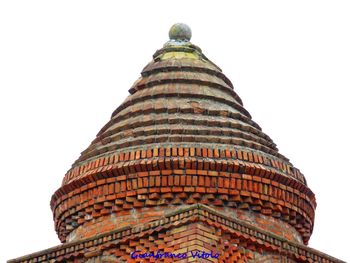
[169, 23, 192, 42]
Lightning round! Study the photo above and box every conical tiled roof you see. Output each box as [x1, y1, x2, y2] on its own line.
[51, 24, 316, 245]
[76, 45, 283, 166]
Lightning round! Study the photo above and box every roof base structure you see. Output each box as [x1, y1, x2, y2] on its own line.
[8, 204, 344, 263]
[9, 24, 344, 263]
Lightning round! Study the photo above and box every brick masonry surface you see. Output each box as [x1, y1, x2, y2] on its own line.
[8, 205, 344, 263]
[8, 26, 344, 263]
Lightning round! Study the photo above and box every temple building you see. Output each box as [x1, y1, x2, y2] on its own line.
[9, 24, 344, 263]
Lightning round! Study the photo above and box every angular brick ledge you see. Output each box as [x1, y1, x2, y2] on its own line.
[8, 204, 344, 263]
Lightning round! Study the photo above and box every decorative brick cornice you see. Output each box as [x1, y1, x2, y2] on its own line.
[62, 147, 306, 188]
[51, 146, 314, 243]
[8, 204, 344, 263]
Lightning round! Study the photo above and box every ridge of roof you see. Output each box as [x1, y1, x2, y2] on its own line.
[8, 204, 344, 263]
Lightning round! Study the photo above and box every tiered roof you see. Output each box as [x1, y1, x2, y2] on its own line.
[9, 24, 344, 263]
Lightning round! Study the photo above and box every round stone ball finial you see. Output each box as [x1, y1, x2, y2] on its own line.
[169, 23, 192, 41]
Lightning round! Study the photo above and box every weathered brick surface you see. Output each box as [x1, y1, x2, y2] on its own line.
[52, 32, 314, 254]
[51, 148, 315, 243]
[7, 204, 344, 263]
[8, 25, 343, 263]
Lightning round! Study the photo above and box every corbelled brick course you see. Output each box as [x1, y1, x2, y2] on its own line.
[51, 147, 315, 243]
[8, 205, 344, 263]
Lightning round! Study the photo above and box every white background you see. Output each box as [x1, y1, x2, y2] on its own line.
[1, 1, 349, 262]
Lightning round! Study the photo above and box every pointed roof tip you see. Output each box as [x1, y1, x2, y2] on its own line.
[169, 23, 192, 42]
